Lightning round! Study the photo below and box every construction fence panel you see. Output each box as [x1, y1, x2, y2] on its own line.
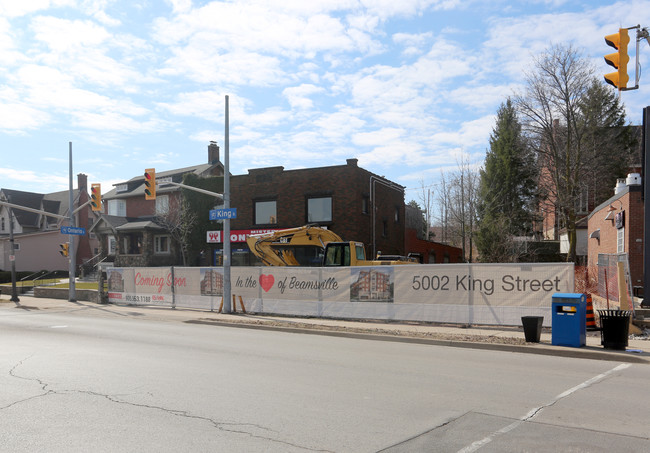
[106, 263, 574, 327]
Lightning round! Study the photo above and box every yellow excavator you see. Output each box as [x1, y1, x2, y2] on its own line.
[246, 224, 416, 267]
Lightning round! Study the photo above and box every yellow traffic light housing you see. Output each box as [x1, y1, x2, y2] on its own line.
[604, 28, 630, 89]
[91, 183, 102, 212]
[59, 243, 69, 257]
[144, 168, 156, 200]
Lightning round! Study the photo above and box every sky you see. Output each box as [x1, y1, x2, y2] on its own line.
[1, 0, 649, 205]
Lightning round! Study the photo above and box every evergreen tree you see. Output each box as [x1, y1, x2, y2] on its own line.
[476, 98, 537, 262]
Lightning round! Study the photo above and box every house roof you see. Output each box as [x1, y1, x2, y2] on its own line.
[90, 215, 165, 234]
[0, 188, 79, 228]
[116, 220, 165, 232]
[103, 162, 222, 200]
[587, 184, 641, 220]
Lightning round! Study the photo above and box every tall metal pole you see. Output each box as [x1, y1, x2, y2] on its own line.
[222, 95, 231, 313]
[68, 142, 76, 302]
[8, 204, 19, 303]
[641, 107, 650, 308]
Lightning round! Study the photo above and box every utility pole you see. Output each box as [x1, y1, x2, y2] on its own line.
[8, 203, 19, 303]
[223, 95, 231, 313]
[68, 142, 76, 302]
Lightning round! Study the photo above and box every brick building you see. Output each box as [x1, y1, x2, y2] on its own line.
[587, 174, 644, 290]
[217, 158, 407, 265]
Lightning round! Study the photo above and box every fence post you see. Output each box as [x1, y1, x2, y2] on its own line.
[171, 266, 176, 309]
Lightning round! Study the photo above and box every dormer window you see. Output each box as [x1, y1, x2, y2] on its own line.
[115, 183, 128, 193]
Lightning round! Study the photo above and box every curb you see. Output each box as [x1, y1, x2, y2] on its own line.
[186, 318, 650, 365]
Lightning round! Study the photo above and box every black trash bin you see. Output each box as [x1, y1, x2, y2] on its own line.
[521, 316, 544, 343]
[598, 310, 631, 350]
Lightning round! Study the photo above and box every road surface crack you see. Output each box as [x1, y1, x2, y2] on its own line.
[4, 356, 331, 452]
[2, 355, 55, 411]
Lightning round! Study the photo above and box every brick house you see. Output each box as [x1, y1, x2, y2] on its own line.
[215, 158, 407, 265]
[92, 142, 224, 267]
[587, 174, 644, 291]
[0, 174, 98, 273]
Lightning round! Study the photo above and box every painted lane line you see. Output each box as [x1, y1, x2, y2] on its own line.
[457, 363, 632, 453]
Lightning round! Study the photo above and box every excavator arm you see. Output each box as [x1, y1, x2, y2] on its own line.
[246, 225, 343, 266]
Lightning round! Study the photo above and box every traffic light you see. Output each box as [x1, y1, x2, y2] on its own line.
[59, 243, 69, 257]
[144, 168, 156, 200]
[91, 183, 102, 212]
[604, 28, 630, 89]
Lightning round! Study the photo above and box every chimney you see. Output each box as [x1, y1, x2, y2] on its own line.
[346, 158, 358, 167]
[77, 173, 88, 191]
[208, 141, 220, 164]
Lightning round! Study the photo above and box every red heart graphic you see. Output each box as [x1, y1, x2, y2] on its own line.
[259, 274, 275, 292]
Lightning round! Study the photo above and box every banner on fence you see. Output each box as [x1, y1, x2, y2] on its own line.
[107, 263, 573, 325]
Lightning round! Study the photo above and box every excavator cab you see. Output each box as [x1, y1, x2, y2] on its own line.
[324, 242, 366, 266]
[324, 243, 350, 266]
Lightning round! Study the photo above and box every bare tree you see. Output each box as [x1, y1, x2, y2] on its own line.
[417, 179, 434, 240]
[434, 158, 479, 262]
[515, 44, 633, 262]
[154, 196, 198, 266]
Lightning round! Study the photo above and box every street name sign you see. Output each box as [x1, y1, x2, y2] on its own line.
[209, 208, 237, 220]
[61, 226, 86, 235]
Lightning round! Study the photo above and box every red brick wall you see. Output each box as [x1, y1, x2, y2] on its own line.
[229, 160, 406, 256]
[404, 229, 464, 263]
[587, 186, 644, 287]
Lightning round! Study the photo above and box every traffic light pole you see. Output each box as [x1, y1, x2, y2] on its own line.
[68, 142, 76, 302]
[8, 205, 19, 303]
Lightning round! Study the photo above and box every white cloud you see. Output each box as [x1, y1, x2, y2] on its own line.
[0, 0, 74, 18]
[283, 84, 325, 110]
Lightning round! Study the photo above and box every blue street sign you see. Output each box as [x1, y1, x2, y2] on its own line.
[209, 208, 237, 220]
[61, 226, 86, 236]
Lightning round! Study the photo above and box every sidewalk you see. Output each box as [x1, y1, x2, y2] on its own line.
[2, 295, 649, 364]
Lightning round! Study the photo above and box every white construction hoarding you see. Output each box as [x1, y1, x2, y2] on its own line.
[107, 263, 573, 326]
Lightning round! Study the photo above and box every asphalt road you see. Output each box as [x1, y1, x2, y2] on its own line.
[1, 302, 649, 452]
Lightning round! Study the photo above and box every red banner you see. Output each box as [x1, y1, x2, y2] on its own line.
[207, 229, 279, 243]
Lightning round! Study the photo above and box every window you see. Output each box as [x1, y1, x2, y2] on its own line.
[108, 236, 117, 255]
[617, 227, 625, 253]
[156, 195, 169, 215]
[1, 217, 4, 231]
[108, 199, 126, 216]
[154, 235, 171, 254]
[122, 233, 143, 255]
[307, 197, 332, 222]
[362, 197, 369, 215]
[255, 200, 277, 225]
[394, 207, 400, 222]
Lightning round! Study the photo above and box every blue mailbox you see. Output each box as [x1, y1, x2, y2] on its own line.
[551, 293, 586, 348]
